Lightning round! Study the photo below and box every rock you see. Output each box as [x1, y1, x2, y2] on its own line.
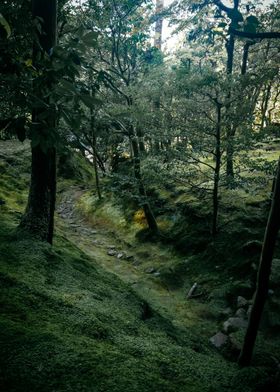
[107, 245, 116, 250]
[237, 296, 248, 309]
[126, 255, 134, 261]
[107, 249, 117, 256]
[220, 307, 232, 317]
[209, 332, 228, 349]
[223, 317, 248, 333]
[235, 308, 247, 319]
[153, 272, 161, 277]
[117, 252, 125, 259]
[145, 267, 156, 274]
[268, 289, 274, 296]
[91, 230, 98, 234]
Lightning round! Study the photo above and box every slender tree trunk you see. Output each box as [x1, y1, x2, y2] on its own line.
[136, 126, 146, 153]
[47, 148, 56, 244]
[238, 158, 280, 366]
[19, 0, 57, 243]
[130, 129, 158, 234]
[224, 0, 240, 185]
[212, 103, 222, 236]
[225, 32, 235, 183]
[260, 83, 272, 131]
[154, 0, 164, 50]
[89, 79, 102, 200]
[241, 41, 252, 75]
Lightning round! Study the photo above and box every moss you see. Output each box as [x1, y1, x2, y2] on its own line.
[1, 140, 279, 392]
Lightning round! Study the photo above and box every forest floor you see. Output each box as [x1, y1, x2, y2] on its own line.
[1, 140, 280, 392]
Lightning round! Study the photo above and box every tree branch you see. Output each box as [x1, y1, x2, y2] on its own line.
[230, 28, 280, 40]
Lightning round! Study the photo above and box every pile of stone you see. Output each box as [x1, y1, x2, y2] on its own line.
[210, 296, 251, 350]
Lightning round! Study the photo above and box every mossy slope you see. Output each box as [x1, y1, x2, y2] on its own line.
[0, 140, 278, 392]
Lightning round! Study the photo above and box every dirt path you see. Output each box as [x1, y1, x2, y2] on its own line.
[56, 186, 198, 328]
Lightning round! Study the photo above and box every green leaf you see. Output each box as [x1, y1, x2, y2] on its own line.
[79, 94, 101, 109]
[82, 31, 98, 46]
[246, 15, 259, 26]
[60, 79, 76, 93]
[0, 13, 11, 38]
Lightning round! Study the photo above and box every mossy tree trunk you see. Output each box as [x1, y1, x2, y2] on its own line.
[238, 158, 280, 366]
[19, 0, 57, 243]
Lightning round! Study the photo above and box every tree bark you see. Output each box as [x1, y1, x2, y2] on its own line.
[19, 0, 57, 243]
[238, 158, 280, 366]
[130, 130, 158, 234]
[90, 108, 102, 200]
[154, 0, 164, 50]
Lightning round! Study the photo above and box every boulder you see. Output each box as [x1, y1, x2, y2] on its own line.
[107, 249, 117, 256]
[235, 308, 247, 319]
[237, 296, 248, 309]
[223, 317, 248, 333]
[210, 332, 228, 349]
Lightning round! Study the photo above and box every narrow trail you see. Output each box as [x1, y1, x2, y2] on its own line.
[56, 185, 200, 329]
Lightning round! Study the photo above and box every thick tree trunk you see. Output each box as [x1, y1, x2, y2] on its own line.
[19, 0, 57, 243]
[238, 158, 280, 366]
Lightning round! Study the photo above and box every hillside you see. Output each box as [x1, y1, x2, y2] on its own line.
[0, 140, 280, 392]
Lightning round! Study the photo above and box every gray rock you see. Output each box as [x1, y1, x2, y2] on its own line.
[237, 296, 248, 309]
[117, 252, 125, 259]
[126, 255, 134, 261]
[107, 245, 116, 250]
[235, 308, 247, 319]
[220, 307, 232, 317]
[145, 267, 156, 274]
[223, 317, 248, 333]
[247, 305, 252, 317]
[107, 249, 117, 256]
[209, 332, 228, 348]
[153, 272, 161, 277]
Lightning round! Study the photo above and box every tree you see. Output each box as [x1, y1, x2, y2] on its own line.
[238, 158, 280, 366]
[19, 0, 58, 243]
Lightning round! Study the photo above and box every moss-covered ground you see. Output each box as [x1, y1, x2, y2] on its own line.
[0, 140, 280, 391]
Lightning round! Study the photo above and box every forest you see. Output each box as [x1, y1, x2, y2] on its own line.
[0, 0, 280, 391]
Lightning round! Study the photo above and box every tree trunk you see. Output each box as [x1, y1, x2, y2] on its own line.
[130, 130, 158, 234]
[260, 83, 272, 131]
[212, 103, 222, 236]
[19, 0, 57, 243]
[238, 158, 280, 366]
[154, 0, 164, 50]
[90, 108, 102, 200]
[241, 42, 251, 75]
[224, 0, 240, 184]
